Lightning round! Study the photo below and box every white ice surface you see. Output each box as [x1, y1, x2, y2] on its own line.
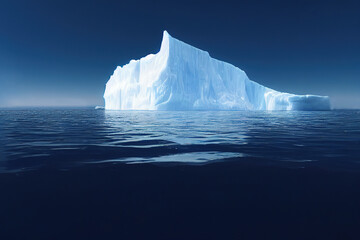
[104, 31, 330, 111]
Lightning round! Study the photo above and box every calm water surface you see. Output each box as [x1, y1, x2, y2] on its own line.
[0, 109, 359, 172]
[0, 109, 360, 239]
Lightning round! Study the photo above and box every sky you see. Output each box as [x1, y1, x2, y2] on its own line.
[0, 0, 359, 108]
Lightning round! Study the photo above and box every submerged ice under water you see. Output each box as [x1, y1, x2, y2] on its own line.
[0, 109, 359, 173]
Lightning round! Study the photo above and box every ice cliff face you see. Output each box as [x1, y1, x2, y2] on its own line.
[104, 31, 330, 110]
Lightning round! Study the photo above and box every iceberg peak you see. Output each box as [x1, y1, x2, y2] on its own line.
[159, 30, 170, 52]
[104, 31, 330, 111]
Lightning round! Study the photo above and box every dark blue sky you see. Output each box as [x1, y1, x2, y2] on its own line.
[1, 0, 359, 108]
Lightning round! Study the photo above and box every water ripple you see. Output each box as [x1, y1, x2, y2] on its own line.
[0, 109, 360, 172]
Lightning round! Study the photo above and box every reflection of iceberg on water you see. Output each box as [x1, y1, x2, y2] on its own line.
[104, 31, 330, 111]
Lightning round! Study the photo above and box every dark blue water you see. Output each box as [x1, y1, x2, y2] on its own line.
[1, 109, 360, 239]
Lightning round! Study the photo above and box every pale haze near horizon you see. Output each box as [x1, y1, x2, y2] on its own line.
[1, 0, 359, 109]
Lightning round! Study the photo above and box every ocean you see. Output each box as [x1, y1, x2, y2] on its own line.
[0, 109, 359, 239]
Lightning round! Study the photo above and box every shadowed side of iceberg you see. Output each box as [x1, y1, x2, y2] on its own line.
[104, 31, 330, 111]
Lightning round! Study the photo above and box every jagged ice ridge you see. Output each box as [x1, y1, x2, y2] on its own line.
[104, 31, 330, 111]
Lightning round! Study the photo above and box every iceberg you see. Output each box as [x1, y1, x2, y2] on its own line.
[95, 106, 105, 110]
[104, 31, 330, 111]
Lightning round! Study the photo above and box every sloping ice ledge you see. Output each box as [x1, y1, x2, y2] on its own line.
[104, 31, 330, 111]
